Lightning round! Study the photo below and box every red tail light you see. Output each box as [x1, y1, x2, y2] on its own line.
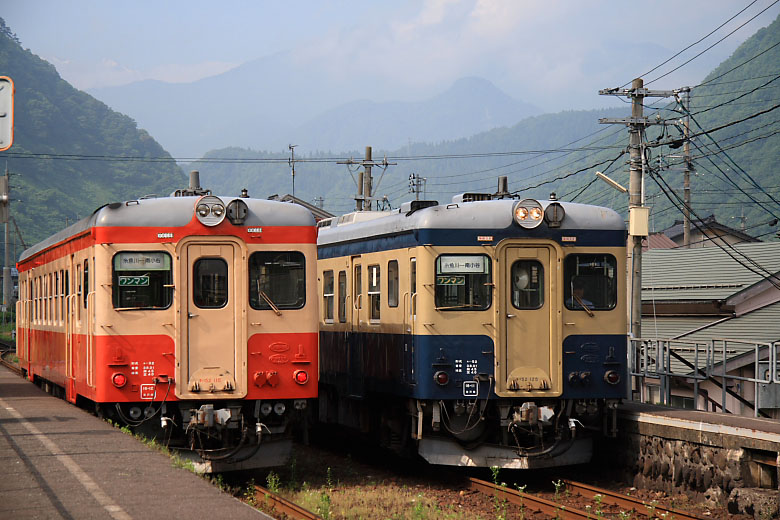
[604, 370, 621, 385]
[112, 372, 127, 388]
[434, 371, 449, 386]
[294, 370, 309, 385]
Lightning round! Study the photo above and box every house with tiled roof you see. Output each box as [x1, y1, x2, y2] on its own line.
[661, 215, 759, 248]
[639, 242, 780, 418]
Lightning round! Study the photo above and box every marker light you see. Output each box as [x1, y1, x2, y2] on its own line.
[514, 199, 544, 229]
[434, 371, 449, 386]
[294, 370, 309, 385]
[112, 372, 127, 388]
[604, 370, 621, 385]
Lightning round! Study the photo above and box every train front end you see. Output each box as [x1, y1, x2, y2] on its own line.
[81, 179, 316, 471]
[412, 196, 628, 469]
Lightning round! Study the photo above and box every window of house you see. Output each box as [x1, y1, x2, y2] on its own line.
[323, 270, 334, 322]
[249, 251, 306, 310]
[435, 254, 491, 311]
[338, 271, 347, 323]
[388, 260, 399, 308]
[563, 254, 617, 311]
[112, 252, 173, 309]
[368, 264, 380, 321]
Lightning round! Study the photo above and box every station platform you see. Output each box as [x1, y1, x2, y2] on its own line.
[618, 400, 780, 451]
[0, 366, 271, 519]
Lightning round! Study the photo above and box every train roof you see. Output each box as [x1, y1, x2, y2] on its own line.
[19, 194, 315, 263]
[317, 197, 625, 248]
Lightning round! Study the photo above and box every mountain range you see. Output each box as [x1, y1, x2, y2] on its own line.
[89, 66, 540, 158]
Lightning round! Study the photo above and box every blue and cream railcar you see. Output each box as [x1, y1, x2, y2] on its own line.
[317, 195, 627, 468]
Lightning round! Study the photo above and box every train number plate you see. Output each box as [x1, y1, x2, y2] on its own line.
[463, 381, 478, 397]
[140, 384, 156, 400]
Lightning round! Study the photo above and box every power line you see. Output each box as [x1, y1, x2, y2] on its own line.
[645, 0, 780, 86]
[623, 0, 762, 88]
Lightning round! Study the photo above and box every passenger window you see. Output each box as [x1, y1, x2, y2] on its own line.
[83, 260, 89, 309]
[323, 270, 334, 322]
[193, 258, 228, 308]
[563, 254, 617, 311]
[368, 264, 380, 321]
[388, 260, 399, 308]
[511, 260, 544, 309]
[112, 252, 173, 310]
[410, 258, 417, 319]
[435, 254, 491, 311]
[249, 251, 306, 310]
[354, 265, 362, 310]
[338, 271, 347, 323]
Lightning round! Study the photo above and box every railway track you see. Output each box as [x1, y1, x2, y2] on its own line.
[470, 477, 706, 520]
[563, 479, 704, 520]
[254, 484, 321, 520]
[0, 341, 21, 376]
[469, 477, 593, 519]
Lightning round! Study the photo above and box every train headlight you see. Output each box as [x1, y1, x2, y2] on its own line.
[273, 402, 286, 415]
[260, 402, 273, 416]
[513, 199, 544, 229]
[194, 195, 227, 227]
[111, 372, 127, 388]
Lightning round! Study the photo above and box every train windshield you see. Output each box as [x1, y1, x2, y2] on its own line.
[249, 251, 306, 310]
[435, 254, 491, 311]
[112, 251, 173, 310]
[563, 254, 617, 311]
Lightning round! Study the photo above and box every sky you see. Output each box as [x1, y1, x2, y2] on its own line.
[3, 0, 780, 111]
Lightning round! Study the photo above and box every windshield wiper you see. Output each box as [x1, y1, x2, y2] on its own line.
[257, 280, 282, 316]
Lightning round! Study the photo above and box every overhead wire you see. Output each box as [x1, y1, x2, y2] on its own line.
[644, 0, 780, 86]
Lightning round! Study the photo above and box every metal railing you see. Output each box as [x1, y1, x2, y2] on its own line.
[629, 337, 779, 418]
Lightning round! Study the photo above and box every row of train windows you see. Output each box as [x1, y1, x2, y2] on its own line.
[322, 253, 617, 321]
[113, 251, 305, 311]
[26, 261, 89, 324]
[435, 253, 617, 311]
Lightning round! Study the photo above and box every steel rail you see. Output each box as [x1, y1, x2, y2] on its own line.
[469, 477, 594, 520]
[254, 485, 322, 520]
[0, 348, 21, 376]
[563, 479, 704, 520]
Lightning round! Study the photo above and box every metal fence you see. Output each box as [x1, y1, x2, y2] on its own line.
[629, 337, 780, 417]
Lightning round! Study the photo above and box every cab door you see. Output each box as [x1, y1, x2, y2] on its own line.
[177, 240, 246, 398]
[496, 242, 562, 396]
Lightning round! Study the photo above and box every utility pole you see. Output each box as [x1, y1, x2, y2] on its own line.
[338, 146, 396, 211]
[680, 88, 693, 248]
[0, 166, 10, 312]
[409, 173, 427, 200]
[599, 79, 675, 341]
[288, 144, 298, 200]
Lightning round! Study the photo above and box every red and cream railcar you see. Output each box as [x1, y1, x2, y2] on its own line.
[15, 176, 318, 470]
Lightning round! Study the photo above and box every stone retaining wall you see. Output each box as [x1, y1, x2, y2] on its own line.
[599, 407, 780, 518]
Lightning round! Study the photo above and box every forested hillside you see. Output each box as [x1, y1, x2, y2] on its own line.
[194, 14, 779, 240]
[0, 19, 185, 248]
